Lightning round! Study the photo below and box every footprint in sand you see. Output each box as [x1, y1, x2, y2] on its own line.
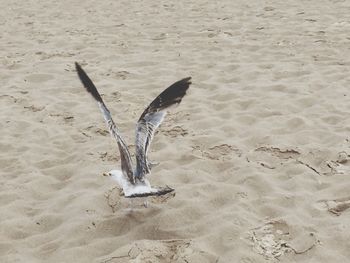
[324, 151, 350, 175]
[254, 146, 301, 160]
[192, 144, 242, 161]
[0, 94, 18, 103]
[48, 113, 75, 125]
[84, 126, 109, 137]
[298, 150, 350, 176]
[100, 239, 217, 263]
[104, 186, 176, 212]
[1, 92, 45, 113]
[99, 151, 120, 163]
[36, 51, 75, 60]
[248, 219, 318, 260]
[104, 70, 130, 80]
[161, 125, 189, 138]
[249, 146, 350, 176]
[318, 196, 350, 216]
[247, 146, 301, 170]
[24, 105, 45, 112]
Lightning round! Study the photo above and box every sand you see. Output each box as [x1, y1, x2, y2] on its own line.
[1, 0, 350, 262]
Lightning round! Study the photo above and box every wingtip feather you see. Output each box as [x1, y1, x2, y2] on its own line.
[75, 62, 104, 104]
[75, 62, 84, 74]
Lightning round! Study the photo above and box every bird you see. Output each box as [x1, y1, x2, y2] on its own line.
[75, 62, 191, 198]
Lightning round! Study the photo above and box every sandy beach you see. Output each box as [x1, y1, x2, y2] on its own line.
[1, 0, 350, 262]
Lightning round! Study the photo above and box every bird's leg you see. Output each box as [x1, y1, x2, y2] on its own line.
[143, 197, 149, 208]
[128, 198, 135, 211]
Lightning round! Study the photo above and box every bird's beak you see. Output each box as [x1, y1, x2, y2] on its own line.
[102, 172, 110, 177]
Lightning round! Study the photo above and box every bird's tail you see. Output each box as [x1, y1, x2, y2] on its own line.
[125, 186, 175, 198]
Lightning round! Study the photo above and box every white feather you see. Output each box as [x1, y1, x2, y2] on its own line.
[109, 170, 157, 197]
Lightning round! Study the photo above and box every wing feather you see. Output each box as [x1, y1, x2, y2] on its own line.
[135, 77, 191, 179]
[75, 62, 135, 184]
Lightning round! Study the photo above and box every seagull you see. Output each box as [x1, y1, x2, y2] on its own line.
[75, 62, 191, 198]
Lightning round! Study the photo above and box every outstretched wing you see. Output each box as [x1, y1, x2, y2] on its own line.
[75, 62, 135, 184]
[135, 77, 191, 179]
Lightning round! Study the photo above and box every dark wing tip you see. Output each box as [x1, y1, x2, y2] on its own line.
[159, 76, 192, 103]
[182, 76, 192, 85]
[75, 62, 104, 103]
[139, 77, 192, 120]
[176, 76, 192, 91]
[75, 62, 85, 78]
[172, 76, 191, 94]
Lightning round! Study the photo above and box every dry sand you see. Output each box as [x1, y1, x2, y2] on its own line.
[1, 0, 350, 262]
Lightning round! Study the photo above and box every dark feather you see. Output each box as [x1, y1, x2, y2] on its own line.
[75, 62, 135, 184]
[125, 186, 175, 198]
[135, 77, 191, 179]
[75, 62, 105, 105]
[139, 77, 191, 120]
